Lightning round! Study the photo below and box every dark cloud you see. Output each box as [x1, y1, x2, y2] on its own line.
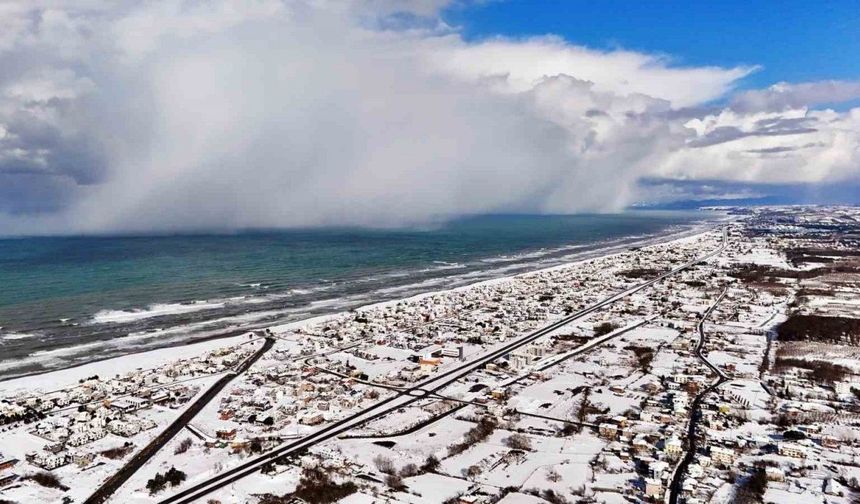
[637, 177, 860, 208]
[732, 80, 860, 112]
[744, 142, 825, 155]
[688, 122, 817, 148]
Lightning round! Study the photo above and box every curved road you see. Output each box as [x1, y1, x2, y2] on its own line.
[160, 228, 727, 504]
[668, 287, 728, 504]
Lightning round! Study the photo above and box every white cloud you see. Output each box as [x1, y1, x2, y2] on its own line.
[0, 0, 858, 235]
[425, 35, 756, 108]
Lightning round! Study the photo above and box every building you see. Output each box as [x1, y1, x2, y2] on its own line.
[778, 442, 807, 459]
[710, 446, 736, 466]
[664, 438, 683, 458]
[419, 357, 441, 375]
[765, 467, 785, 482]
[109, 396, 149, 413]
[27, 452, 69, 470]
[644, 478, 663, 499]
[598, 423, 618, 440]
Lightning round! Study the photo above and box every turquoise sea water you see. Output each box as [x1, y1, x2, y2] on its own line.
[0, 212, 717, 378]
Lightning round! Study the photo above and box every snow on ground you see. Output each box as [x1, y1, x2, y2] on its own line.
[339, 416, 477, 469]
[507, 373, 587, 414]
[401, 473, 472, 503]
[497, 492, 551, 504]
[763, 487, 828, 504]
[723, 380, 771, 411]
[339, 493, 379, 504]
[0, 334, 252, 396]
[350, 399, 445, 436]
[590, 388, 639, 417]
[199, 466, 302, 504]
[651, 348, 685, 377]
[733, 247, 791, 269]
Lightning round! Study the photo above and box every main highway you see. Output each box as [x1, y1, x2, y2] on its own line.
[159, 228, 727, 504]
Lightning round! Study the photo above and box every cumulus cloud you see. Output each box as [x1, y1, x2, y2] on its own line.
[0, 0, 858, 235]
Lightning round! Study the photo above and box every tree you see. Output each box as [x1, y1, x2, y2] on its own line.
[464, 465, 482, 480]
[373, 455, 394, 474]
[292, 467, 358, 503]
[385, 473, 406, 491]
[399, 463, 419, 478]
[420, 454, 440, 473]
[573, 387, 593, 431]
[164, 467, 187, 487]
[146, 475, 166, 495]
[174, 437, 193, 455]
[593, 322, 618, 337]
[735, 468, 767, 504]
[503, 434, 532, 450]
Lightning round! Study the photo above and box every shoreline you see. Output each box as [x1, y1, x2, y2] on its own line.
[0, 218, 724, 390]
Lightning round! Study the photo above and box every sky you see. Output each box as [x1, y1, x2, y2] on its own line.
[447, 1, 860, 92]
[0, 0, 859, 236]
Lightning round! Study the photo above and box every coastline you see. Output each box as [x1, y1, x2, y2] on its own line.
[0, 217, 725, 391]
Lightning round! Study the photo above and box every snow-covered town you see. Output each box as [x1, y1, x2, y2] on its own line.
[2, 206, 860, 504]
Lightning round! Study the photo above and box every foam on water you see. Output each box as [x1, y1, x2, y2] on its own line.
[91, 301, 227, 324]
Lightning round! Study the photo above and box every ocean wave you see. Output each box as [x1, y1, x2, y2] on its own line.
[91, 301, 227, 324]
[0, 332, 39, 341]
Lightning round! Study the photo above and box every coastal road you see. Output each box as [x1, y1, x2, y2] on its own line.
[160, 228, 727, 504]
[83, 336, 275, 504]
[668, 288, 728, 504]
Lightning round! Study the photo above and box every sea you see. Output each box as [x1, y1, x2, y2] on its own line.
[0, 211, 721, 379]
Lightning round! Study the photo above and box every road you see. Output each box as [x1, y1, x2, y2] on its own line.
[667, 288, 728, 504]
[83, 336, 275, 504]
[323, 318, 650, 438]
[160, 228, 727, 504]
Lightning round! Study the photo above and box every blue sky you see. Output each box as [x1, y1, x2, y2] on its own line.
[445, 0, 860, 92]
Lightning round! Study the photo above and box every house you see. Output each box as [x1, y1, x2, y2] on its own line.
[300, 413, 325, 426]
[821, 435, 840, 450]
[632, 436, 651, 454]
[644, 478, 663, 499]
[458, 495, 488, 504]
[419, 357, 441, 374]
[710, 446, 736, 466]
[28, 452, 69, 470]
[598, 423, 618, 440]
[648, 460, 669, 479]
[664, 438, 683, 458]
[109, 396, 148, 413]
[72, 452, 95, 467]
[490, 389, 508, 401]
[778, 442, 807, 459]
[765, 467, 785, 482]
[107, 420, 140, 437]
